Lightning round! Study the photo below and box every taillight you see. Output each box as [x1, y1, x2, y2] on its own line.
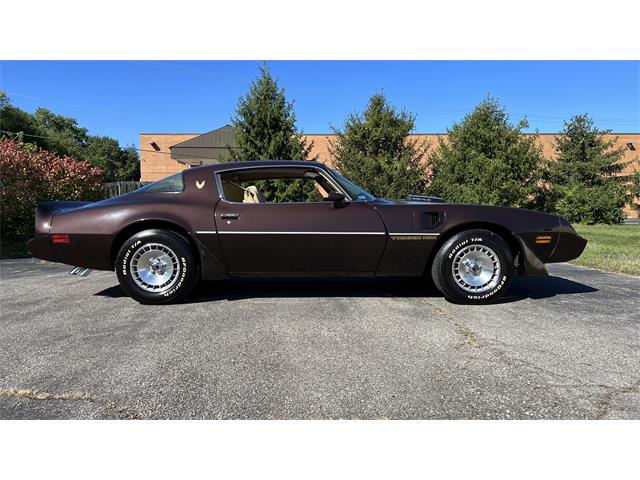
[51, 234, 70, 244]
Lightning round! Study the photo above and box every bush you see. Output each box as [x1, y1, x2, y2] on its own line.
[0, 140, 104, 253]
[554, 183, 627, 225]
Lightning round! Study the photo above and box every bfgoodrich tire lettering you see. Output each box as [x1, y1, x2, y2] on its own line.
[431, 229, 514, 304]
[116, 229, 199, 304]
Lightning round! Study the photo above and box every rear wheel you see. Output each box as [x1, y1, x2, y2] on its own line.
[431, 229, 513, 304]
[116, 229, 199, 304]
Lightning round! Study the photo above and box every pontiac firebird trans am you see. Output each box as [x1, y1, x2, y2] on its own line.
[28, 161, 587, 304]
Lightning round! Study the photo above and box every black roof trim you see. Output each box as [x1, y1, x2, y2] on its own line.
[190, 160, 327, 173]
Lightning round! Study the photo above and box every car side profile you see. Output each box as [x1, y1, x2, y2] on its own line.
[27, 160, 587, 304]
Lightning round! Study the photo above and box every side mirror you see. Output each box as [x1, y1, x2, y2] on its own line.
[325, 192, 348, 208]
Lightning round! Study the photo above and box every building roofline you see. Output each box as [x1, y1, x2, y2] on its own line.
[141, 131, 639, 136]
[304, 132, 640, 136]
[524, 132, 640, 136]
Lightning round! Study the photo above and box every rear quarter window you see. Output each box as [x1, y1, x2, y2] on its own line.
[136, 172, 185, 193]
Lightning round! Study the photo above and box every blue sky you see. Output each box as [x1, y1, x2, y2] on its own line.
[1, 61, 638, 148]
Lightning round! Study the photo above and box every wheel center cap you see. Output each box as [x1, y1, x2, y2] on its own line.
[464, 259, 483, 277]
[148, 257, 167, 275]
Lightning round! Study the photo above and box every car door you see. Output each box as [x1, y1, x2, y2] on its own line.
[214, 169, 387, 275]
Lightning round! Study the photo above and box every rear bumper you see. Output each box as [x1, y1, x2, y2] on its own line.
[27, 233, 113, 270]
[26, 235, 54, 262]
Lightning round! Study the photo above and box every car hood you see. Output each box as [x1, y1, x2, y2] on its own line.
[374, 197, 555, 216]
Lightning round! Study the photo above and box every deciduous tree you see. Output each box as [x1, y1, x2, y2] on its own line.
[0, 93, 140, 181]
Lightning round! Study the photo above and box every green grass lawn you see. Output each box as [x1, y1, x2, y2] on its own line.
[571, 224, 640, 276]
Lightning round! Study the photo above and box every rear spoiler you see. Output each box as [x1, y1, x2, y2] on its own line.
[404, 194, 446, 203]
[34, 201, 91, 235]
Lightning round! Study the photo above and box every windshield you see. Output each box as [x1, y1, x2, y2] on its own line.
[329, 169, 376, 201]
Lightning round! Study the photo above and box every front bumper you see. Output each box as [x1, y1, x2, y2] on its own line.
[549, 231, 588, 263]
[512, 216, 587, 276]
[514, 236, 549, 276]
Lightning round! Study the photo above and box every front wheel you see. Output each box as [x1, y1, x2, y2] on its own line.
[431, 229, 513, 304]
[116, 229, 199, 304]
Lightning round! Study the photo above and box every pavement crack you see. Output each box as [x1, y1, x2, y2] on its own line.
[596, 378, 640, 419]
[452, 322, 481, 348]
[420, 299, 450, 317]
[480, 339, 581, 382]
[0, 388, 93, 402]
[0, 388, 140, 419]
[420, 299, 482, 348]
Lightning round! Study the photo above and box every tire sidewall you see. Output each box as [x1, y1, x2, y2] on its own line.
[435, 230, 513, 304]
[116, 229, 198, 304]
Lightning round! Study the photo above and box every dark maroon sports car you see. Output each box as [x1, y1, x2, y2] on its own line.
[27, 160, 587, 304]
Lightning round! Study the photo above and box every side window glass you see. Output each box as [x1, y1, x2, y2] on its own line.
[219, 169, 339, 204]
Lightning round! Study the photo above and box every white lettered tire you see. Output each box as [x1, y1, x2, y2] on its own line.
[116, 229, 199, 304]
[431, 229, 513, 304]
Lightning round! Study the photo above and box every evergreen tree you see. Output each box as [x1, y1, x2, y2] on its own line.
[543, 114, 631, 224]
[228, 64, 315, 202]
[428, 98, 544, 208]
[330, 93, 428, 199]
[630, 172, 640, 216]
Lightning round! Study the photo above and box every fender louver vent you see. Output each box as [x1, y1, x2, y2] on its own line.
[414, 212, 441, 229]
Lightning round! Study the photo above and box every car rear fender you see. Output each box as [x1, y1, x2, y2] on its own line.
[110, 218, 229, 281]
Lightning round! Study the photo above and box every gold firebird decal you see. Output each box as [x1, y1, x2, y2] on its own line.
[196, 180, 205, 190]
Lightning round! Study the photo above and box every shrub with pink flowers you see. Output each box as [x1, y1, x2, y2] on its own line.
[0, 139, 104, 253]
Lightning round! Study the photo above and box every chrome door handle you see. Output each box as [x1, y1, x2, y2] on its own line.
[221, 213, 239, 219]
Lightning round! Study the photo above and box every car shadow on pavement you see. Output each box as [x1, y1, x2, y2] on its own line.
[500, 275, 598, 302]
[95, 274, 598, 304]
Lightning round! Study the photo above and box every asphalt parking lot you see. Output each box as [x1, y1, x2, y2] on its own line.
[1, 258, 638, 419]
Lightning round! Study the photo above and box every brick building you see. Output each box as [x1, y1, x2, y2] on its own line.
[139, 126, 640, 214]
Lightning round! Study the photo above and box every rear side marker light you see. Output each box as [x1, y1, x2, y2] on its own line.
[535, 235, 552, 245]
[51, 234, 70, 244]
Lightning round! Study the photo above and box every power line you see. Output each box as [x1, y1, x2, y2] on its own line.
[131, 63, 637, 125]
[3, 91, 156, 121]
[0, 130, 226, 162]
[7, 84, 636, 126]
[130, 60, 245, 83]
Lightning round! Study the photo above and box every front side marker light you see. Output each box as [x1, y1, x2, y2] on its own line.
[535, 235, 552, 245]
